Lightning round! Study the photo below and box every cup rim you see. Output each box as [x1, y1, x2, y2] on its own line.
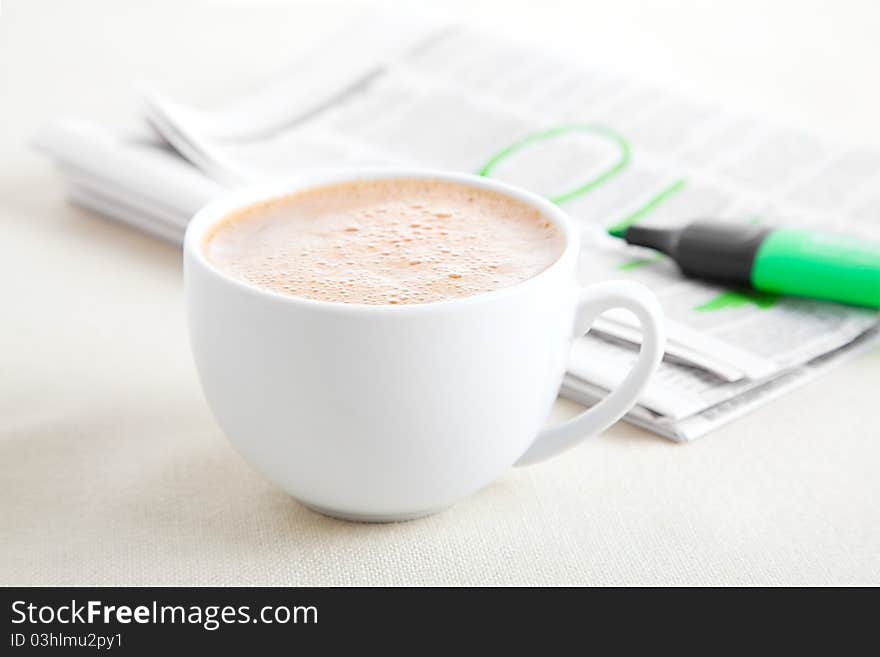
[184, 167, 579, 314]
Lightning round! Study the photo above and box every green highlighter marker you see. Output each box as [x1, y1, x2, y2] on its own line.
[615, 221, 880, 308]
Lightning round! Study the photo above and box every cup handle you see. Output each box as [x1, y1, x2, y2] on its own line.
[516, 280, 666, 466]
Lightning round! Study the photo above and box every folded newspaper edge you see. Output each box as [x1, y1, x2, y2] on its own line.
[563, 328, 880, 441]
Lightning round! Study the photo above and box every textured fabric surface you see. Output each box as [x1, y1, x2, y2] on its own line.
[3, 0, 880, 586]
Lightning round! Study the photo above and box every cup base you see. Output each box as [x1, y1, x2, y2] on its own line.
[303, 502, 450, 523]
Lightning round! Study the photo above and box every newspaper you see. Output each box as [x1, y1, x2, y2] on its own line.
[33, 15, 880, 441]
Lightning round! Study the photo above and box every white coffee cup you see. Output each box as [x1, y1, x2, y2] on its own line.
[184, 168, 665, 522]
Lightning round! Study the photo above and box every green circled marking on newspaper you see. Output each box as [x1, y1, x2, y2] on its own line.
[477, 124, 631, 205]
[694, 289, 779, 312]
[606, 178, 687, 237]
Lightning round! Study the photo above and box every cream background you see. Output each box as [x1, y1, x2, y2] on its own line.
[2, 0, 879, 585]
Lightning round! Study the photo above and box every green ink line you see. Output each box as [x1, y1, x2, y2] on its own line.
[478, 124, 631, 205]
[617, 253, 666, 270]
[694, 289, 779, 312]
[607, 178, 687, 237]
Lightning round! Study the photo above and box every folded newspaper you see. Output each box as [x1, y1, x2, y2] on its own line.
[33, 15, 880, 441]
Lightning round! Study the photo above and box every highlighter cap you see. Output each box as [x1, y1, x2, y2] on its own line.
[624, 221, 770, 286]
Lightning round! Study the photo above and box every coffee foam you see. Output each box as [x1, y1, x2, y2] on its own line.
[204, 178, 565, 305]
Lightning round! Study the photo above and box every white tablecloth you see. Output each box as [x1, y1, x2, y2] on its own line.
[2, 0, 879, 585]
